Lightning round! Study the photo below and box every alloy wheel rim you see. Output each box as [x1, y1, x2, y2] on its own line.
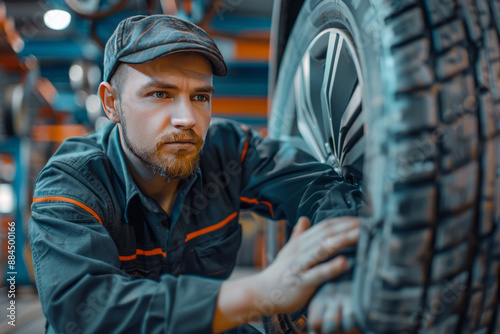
[292, 28, 364, 186]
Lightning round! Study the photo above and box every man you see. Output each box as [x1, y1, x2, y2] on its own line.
[28, 15, 363, 333]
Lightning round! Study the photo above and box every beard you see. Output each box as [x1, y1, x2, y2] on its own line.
[121, 117, 204, 181]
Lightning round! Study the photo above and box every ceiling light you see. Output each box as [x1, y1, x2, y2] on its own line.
[69, 64, 84, 83]
[85, 94, 102, 118]
[0, 184, 15, 214]
[44, 10, 71, 31]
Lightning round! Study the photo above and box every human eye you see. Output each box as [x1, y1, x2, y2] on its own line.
[193, 94, 210, 102]
[152, 91, 168, 99]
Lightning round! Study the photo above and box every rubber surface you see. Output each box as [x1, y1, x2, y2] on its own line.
[269, 0, 500, 333]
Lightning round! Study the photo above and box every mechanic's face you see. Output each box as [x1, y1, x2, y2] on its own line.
[116, 53, 213, 180]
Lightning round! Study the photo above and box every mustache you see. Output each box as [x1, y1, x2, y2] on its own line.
[156, 130, 203, 147]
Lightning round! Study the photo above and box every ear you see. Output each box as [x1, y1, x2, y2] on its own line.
[98, 82, 121, 124]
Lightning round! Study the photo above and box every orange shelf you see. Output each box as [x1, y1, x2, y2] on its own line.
[212, 97, 268, 116]
[31, 125, 88, 142]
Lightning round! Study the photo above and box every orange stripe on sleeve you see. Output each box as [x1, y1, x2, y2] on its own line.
[119, 254, 137, 261]
[240, 197, 274, 219]
[185, 212, 238, 242]
[119, 248, 167, 261]
[136, 248, 166, 257]
[33, 196, 103, 225]
[241, 125, 250, 162]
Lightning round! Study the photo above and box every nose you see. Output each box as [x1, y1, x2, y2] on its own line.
[171, 96, 197, 130]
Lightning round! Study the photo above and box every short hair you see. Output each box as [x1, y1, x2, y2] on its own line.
[109, 63, 130, 100]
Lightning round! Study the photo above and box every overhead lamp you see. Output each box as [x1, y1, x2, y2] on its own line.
[0, 184, 15, 214]
[85, 94, 103, 121]
[69, 64, 84, 83]
[69, 60, 101, 92]
[44, 9, 72, 31]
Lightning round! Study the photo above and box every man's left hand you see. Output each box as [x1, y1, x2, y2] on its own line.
[307, 281, 360, 334]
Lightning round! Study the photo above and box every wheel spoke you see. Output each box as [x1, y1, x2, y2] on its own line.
[341, 135, 364, 177]
[321, 31, 341, 157]
[340, 106, 364, 165]
[338, 82, 363, 159]
[295, 52, 327, 162]
[290, 28, 364, 181]
[340, 82, 363, 133]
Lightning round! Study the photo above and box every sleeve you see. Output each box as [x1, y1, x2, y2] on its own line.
[29, 164, 222, 334]
[238, 125, 364, 226]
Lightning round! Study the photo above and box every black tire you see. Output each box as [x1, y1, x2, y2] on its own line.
[268, 0, 500, 333]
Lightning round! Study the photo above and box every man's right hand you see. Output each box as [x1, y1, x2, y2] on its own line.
[256, 216, 360, 315]
[213, 216, 359, 333]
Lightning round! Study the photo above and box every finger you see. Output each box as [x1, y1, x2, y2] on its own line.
[308, 297, 327, 333]
[323, 302, 342, 334]
[296, 217, 360, 252]
[292, 219, 358, 259]
[290, 216, 311, 241]
[300, 256, 347, 285]
[299, 226, 359, 271]
[322, 225, 359, 253]
[341, 295, 356, 332]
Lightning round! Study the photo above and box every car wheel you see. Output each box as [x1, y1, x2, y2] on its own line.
[268, 0, 500, 333]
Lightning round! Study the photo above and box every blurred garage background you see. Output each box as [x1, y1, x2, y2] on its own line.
[0, 0, 284, 332]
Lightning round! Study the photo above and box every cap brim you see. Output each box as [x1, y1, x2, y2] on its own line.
[118, 43, 227, 77]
